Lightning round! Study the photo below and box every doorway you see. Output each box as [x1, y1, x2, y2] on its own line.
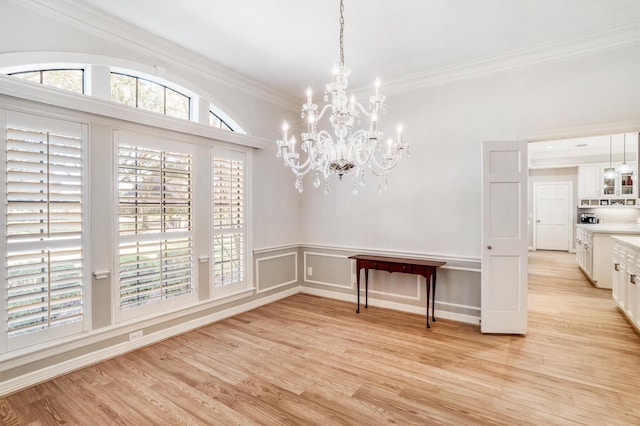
[532, 181, 572, 251]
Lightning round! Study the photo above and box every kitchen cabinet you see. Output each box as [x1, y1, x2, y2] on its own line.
[627, 251, 637, 324]
[576, 224, 640, 289]
[577, 165, 601, 198]
[611, 236, 640, 332]
[612, 243, 625, 307]
[577, 163, 637, 208]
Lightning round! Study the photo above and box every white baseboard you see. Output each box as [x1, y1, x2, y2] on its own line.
[300, 287, 479, 326]
[0, 287, 299, 397]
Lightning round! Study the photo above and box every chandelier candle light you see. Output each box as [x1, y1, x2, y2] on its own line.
[276, 0, 408, 195]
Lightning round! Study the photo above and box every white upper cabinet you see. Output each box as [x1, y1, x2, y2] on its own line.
[578, 165, 602, 198]
[578, 162, 637, 206]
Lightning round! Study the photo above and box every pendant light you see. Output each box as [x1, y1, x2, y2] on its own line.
[603, 135, 616, 180]
[616, 134, 634, 175]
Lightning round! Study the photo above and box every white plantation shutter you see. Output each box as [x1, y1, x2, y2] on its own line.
[117, 137, 194, 318]
[212, 149, 246, 294]
[3, 111, 86, 348]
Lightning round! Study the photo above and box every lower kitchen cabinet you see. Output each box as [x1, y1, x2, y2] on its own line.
[611, 236, 640, 332]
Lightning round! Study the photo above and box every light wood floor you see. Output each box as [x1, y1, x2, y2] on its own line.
[1, 251, 639, 425]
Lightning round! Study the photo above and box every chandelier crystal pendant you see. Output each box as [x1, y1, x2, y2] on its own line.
[276, 0, 408, 195]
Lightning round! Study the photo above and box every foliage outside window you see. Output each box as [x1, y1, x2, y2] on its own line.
[111, 73, 190, 120]
[9, 69, 84, 94]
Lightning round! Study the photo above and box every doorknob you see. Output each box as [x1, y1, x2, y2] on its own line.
[487, 245, 492, 250]
[536, 220, 540, 223]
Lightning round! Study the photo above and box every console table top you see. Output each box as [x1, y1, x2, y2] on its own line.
[348, 254, 446, 267]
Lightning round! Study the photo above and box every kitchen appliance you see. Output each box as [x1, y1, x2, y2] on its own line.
[579, 213, 597, 224]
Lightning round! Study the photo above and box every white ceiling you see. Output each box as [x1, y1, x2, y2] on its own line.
[75, 0, 640, 98]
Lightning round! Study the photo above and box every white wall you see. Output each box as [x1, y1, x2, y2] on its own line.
[301, 45, 640, 260]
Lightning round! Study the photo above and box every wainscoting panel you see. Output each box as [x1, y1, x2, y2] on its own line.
[255, 252, 298, 294]
[359, 270, 421, 301]
[304, 252, 352, 289]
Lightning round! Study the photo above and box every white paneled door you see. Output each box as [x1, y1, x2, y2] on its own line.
[481, 141, 528, 334]
[533, 182, 572, 251]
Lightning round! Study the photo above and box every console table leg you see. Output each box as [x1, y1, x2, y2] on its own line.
[425, 276, 431, 328]
[364, 269, 369, 309]
[356, 267, 360, 313]
[432, 269, 437, 322]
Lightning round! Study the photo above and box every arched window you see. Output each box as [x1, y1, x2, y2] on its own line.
[110, 72, 190, 120]
[8, 68, 84, 94]
[2, 63, 243, 133]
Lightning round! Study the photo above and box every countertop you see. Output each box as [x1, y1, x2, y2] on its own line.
[575, 223, 640, 234]
[611, 235, 640, 249]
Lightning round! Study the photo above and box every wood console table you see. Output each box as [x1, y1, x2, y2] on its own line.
[348, 254, 446, 328]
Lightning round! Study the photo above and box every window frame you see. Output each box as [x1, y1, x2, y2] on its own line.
[209, 110, 233, 131]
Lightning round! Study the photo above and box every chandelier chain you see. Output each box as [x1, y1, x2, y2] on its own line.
[339, 0, 345, 66]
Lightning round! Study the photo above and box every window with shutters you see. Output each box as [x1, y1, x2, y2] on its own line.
[2, 111, 87, 351]
[117, 135, 195, 320]
[212, 149, 247, 297]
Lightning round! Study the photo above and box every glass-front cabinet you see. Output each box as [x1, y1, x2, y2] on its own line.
[621, 170, 634, 196]
[578, 162, 637, 208]
[603, 170, 616, 195]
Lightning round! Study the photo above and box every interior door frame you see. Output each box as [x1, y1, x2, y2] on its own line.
[532, 180, 573, 252]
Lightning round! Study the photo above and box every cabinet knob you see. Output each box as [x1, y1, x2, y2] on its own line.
[487, 245, 492, 250]
[631, 274, 636, 285]
[373, 263, 378, 269]
[614, 263, 620, 271]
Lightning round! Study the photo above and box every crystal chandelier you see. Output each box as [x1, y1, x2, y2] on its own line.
[276, 0, 408, 195]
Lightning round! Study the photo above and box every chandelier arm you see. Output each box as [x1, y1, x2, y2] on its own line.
[369, 152, 404, 172]
[314, 103, 333, 122]
[353, 101, 373, 118]
[348, 131, 377, 166]
[280, 146, 314, 176]
[305, 131, 336, 171]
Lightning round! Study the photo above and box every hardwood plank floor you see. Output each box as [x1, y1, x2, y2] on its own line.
[1, 250, 639, 425]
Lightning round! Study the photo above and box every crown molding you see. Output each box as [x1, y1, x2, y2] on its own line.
[14, 0, 638, 104]
[14, 0, 299, 112]
[361, 21, 640, 96]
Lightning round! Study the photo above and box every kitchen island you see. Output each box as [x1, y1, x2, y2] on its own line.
[576, 223, 640, 289]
